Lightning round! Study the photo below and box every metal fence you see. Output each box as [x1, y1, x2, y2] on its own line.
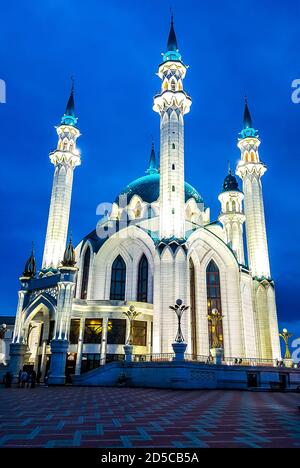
[130, 353, 288, 368]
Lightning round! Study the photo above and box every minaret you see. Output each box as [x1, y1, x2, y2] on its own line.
[218, 165, 245, 264]
[153, 16, 192, 239]
[42, 81, 81, 270]
[236, 99, 270, 279]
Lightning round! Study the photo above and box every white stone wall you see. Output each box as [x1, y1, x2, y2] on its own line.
[240, 272, 258, 358]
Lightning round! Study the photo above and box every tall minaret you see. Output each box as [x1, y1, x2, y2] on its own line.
[236, 99, 270, 279]
[153, 16, 192, 239]
[218, 166, 246, 264]
[42, 82, 81, 270]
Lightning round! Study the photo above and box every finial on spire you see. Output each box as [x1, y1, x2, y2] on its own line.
[243, 96, 253, 129]
[222, 166, 240, 193]
[167, 10, 178, 52]
[61, 77, 77, 126]
[239, 96, 259, 139]
[22, 243, 37, 279]
[61, 233, 76, 268]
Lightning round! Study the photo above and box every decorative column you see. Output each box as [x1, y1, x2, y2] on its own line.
[42, 83, 81, 270]
[10, 247, 36, 380]
[48, 238, 77, 385]
[218, 167, 246, 264]
[75, 317, 85, 375]
[153, 17, 192, 240]
[100, 317, 109, 365]
[40, 339, 48, 381]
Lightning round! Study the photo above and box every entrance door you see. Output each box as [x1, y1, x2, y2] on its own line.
[247, 372, 259, 388]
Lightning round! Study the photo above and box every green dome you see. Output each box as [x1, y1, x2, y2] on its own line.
[115, 173, 203, 205]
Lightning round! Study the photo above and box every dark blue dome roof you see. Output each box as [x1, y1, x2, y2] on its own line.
[115, 173, 203, 205]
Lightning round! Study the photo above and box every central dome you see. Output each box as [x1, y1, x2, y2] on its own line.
[115, 172, 203, 205]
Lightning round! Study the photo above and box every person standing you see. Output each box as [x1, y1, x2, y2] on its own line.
[31, 370, 37, 388]
[3, 371, 12, 388]
[20, 370, 27, 388]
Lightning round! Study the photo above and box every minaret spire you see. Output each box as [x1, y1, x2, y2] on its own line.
[153, 18, 191, 239]
[243, 97, 252, 129]
[22, 243, 36, 279]
[61, 77, 77, 126]
[167, 11, 178, 52]
[236, 99, 270, 278]
[42, 81, 81, 270]
[146, 141, 159, 175]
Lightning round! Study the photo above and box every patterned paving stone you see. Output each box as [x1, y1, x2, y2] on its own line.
[0, 387, 299, 448]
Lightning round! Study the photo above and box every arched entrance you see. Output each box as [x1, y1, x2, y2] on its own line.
[22, 295, 56, 380]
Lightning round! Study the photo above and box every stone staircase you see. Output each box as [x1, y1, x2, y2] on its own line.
[71, 361, 123, 386]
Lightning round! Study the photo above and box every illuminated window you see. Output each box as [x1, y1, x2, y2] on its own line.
[70, 319, 80, 344]
[137, 254, 148, 302]
[110, 255, 126, 300]
[132, 320, 147, 346]
[250, 151, 256, 162]
[107, 319, 126, 344]
[80, 247, 91, 299]
[84, 319, 103, 344]
[206, 260, 224, 349]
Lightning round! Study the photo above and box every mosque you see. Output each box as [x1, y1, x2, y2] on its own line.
[9, 18, 281, 384]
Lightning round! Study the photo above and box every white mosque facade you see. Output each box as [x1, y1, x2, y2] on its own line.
[9, 20, 281, 384]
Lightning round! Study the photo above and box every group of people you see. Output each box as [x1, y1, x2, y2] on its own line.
[18, 369, 38, 388]
[2, 369, 40, 388]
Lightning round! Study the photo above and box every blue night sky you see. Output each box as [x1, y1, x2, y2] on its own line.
[0, 1, 299, 343]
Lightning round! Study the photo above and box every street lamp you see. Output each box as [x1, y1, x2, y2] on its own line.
[123, 305, 141, 345]
[169, 299, 189, 343]
[279, 328, 293, 360]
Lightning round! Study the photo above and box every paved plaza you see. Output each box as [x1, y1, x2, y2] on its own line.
[0, 386, 299, 448]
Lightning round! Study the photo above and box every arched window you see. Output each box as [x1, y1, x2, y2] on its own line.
[232, 200, 236, 212]
[172, 143, 176, 149]
[206, 260, 224, 349]
[110, 255, 126, 300]
[189, 259, 197, 357]
[137, 254, 148, 302]
[250, 151, 256, 162]
[171, 79, 176, 91]
[81, 247, 91, 300]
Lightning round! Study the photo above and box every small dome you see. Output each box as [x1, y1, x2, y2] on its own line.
[222, 171, 241, 192]
[115, 173, 203, 205]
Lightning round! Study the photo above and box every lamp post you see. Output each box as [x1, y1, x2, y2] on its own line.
[208, 308, 224, 365]
[170, 299, 189, 361]
[0, 323, 7, 340]
[123, 306, 141, 362]
[279, 328, 293, 367]
[0, 324, 7, 365]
